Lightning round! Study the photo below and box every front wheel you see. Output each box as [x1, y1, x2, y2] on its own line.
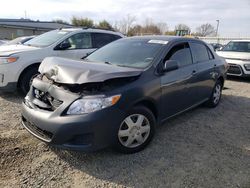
[114, 106, 156, 154]
[205, 80, 222, 108]
[19, 67, 39, 94]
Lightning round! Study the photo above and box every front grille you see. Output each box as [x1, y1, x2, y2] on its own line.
[22, 116, 53, 142]
[227, 64, 242, 76]
[33, 88, 63, 111]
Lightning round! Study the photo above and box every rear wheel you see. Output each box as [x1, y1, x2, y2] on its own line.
[205, 80, 222, 108]
[114, 106, 155, 154]
[19, 67, 39, 94]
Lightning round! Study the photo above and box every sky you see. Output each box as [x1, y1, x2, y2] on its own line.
[1, 0, 250, 37]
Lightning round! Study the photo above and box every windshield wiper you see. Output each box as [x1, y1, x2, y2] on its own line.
[104, 61, 113, 65]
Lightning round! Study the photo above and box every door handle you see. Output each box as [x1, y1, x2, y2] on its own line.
[192, 70, 197, 75]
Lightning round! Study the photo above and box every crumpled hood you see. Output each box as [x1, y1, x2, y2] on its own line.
[39, 57, 142, 84]
[0, 44, 40, 56]
[217, 51, 250, 60]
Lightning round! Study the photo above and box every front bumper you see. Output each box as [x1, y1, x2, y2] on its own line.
[0, 82, 17, 91]
[0, 63, 20, 91]
[21, 78, 125, 151]
[225, 59, 250, 77]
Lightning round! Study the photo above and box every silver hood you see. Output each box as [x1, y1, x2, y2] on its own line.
[0, 44, 40, 56]
[217, 51, 250, 60]
[39, 57, 142, 84]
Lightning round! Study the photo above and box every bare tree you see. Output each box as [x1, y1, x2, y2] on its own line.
[175, 24, 191, 32]
[116, 14, 136, 35]
[196, 23, 215, 37]
[128, 19, 162, 36]
[157, 22, 168, 34]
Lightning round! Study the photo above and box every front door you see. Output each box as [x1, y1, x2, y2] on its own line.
[160, 42, 197, 119]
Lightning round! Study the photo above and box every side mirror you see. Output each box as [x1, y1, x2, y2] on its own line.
[55, 41, 71, 50]
[162, 60, 179, 72]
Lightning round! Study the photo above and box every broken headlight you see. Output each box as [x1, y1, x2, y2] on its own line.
[66, 95, 121, 115]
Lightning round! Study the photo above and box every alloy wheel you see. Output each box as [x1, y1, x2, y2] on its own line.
[213, 84, 221, 104]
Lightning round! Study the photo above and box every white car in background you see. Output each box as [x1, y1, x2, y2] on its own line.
[3, 36, 36, 46]
[0, 28, 124, 93]
[217, 40, 250, 77]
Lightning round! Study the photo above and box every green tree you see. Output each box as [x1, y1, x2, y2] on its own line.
[98, 20, 113, 30]
[71, 17, 94, 27]
[52, 19, 69, 25]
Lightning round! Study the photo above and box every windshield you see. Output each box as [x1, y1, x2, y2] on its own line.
[24, 30, 70, 47]
[222, 41, 250, 53]
[6, 37, 25, 45]
[86, 39, 165, 69]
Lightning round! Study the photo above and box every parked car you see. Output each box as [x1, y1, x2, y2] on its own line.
[209, 43, 224, 51]
[21, 36, 227, 154]
[217, 40, 250, 77]
[0, 28, 124, 93]
[3, 36, 36, 45]
[0, 40, 8, 45]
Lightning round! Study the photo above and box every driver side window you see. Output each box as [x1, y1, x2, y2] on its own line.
[62, 33, 92, 50]
[165, 42, 193, 67]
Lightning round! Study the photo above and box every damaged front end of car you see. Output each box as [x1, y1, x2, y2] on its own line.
[24, 57, 142, 113]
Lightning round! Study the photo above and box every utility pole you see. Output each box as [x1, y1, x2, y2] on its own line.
[24, 10, 27, 19]
[216, 20, 220, 37]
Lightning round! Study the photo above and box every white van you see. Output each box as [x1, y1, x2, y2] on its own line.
[0, 28, 124, 93]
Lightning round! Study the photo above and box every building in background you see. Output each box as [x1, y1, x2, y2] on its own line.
[0, 18, 72, 39]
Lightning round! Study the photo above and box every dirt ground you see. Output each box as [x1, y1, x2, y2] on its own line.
[0, 78, 250, 188]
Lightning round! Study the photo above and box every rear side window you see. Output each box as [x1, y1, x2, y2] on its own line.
[165, 42, 193, 67]
[63, 33, 92, 49]
[92, 33, 121, 48]
[207, 48, 214, 60]
[190, 43, 210, 63]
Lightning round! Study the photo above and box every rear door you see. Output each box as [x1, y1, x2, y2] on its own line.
[160, 42, 198, 119]
[56, 32, 95, 60]
[189, 42, 216, 101]
[91, 33, 122, 48]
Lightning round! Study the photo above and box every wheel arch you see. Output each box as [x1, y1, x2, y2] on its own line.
[17, 63, 40, 88]
[218, 76, 225, 87]
[133, 99, 158, 122]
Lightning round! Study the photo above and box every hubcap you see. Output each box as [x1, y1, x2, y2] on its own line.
[213, 84, 221, 104]
[118, 114, 150, 148]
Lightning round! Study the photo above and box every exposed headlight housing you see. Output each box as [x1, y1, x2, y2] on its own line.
[67, 95, 121, 115]
[0, 56, 19, 65]
[244, 64, 250, 71]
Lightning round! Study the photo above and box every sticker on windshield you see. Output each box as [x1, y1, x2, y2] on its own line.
[148, 40, 168, 45]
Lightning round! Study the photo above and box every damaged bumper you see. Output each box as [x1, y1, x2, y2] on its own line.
[21, 77, 125, 151]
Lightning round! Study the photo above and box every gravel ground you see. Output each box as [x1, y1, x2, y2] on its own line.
[1, 78, 250, 188]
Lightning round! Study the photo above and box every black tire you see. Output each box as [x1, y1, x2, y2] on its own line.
[19, 67, 39, 94]
[205, 80, 223, 108]
[113, 106, 156, 154]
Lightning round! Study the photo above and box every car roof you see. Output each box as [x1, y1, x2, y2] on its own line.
[120, 35, 203, 44]
[60, 27, 124, 37]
